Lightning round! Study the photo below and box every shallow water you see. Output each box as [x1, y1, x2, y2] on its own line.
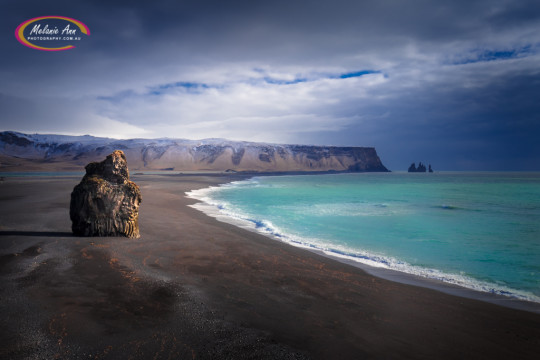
[187, 172, 540, 302]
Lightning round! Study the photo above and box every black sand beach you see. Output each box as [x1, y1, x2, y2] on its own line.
[1, 174, 540, 359]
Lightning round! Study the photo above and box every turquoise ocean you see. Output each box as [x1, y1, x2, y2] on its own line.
[187, 172, 540, 303]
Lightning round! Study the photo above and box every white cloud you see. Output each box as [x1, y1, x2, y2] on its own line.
[92, 71, 387, 141]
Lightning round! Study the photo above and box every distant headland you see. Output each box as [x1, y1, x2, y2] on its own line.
[0, 131, 389, 173]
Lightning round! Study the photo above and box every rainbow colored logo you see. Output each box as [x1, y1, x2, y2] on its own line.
[15, 16, 90, 51]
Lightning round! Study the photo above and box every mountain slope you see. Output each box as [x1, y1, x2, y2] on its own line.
[0, 131, 389, 172]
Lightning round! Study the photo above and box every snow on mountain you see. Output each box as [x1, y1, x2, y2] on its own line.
[0, 131, 389, 172]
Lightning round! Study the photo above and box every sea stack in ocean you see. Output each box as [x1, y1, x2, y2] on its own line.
[408, 162, 433, 173]
[70, 150, 142, 238]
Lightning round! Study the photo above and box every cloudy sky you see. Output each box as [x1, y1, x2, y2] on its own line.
[2, 0, 540, 170]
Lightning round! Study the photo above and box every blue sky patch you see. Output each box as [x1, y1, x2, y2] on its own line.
[338, 70, 381, 79]
[148, 81, 211, 95]
[454, 45, 533, 65]
[260, 70, 380, 86]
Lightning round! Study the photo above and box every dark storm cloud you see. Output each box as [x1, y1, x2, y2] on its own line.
[1, 0, 540, 169]
[318, 65, 540, 170]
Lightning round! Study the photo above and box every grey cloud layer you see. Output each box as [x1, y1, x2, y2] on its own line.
[2, 0, 540, 169]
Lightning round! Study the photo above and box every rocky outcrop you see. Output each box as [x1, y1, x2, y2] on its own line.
[408, 162, 425, 172]
[408, 162, 432, 173]
[70, 150, 142, 238]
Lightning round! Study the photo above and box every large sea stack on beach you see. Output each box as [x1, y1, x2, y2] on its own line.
[70, 150, 142, 238]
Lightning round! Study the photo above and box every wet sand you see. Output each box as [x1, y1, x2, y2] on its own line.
[1, 174, 540, 359]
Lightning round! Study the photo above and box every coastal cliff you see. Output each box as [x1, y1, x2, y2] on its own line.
[0, 131, 389, 173]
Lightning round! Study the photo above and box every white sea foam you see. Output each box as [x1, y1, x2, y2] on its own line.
[186, 182, 540, 304]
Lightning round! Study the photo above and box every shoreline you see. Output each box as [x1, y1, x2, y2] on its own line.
[4, 171, 540, 312]
[2, 174, 540, 359]
[185, 173, 540, 314]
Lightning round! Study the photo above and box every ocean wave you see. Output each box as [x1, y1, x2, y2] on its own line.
[186, 183, 540, 304]
[435, 204, 483, 212]
[274, 202, 409, 217]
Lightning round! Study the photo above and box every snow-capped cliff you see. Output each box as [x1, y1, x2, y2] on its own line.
[0, 131, 389, 172]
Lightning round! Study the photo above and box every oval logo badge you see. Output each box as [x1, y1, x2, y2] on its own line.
[15, 16, 90, 51]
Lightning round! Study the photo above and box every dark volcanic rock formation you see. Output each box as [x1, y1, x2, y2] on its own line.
[70, 150, 142, 238]
[408, 162, 427, 173]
